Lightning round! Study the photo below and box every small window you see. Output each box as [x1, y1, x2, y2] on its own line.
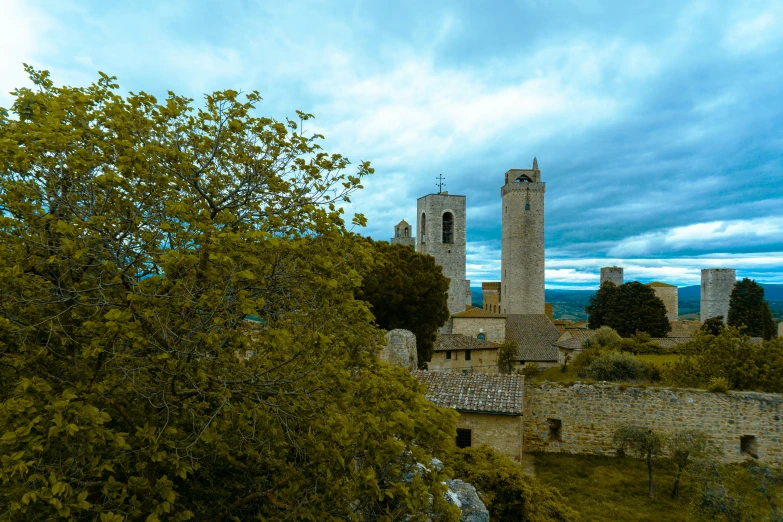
[456, 428, 472, 448]
[741, 435, 758, 458]
[465, 350, 472, 360]
[421, 213, 426, 241]
[404, 226, 409, 237]
[477, 333, 486, 341]
[446, 351, 452, 360]
[548, 419, 562, 441]
[442, 212, 454, 244]
[525, 203, 530, 210]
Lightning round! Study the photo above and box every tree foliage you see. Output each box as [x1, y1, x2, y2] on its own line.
[583, 351, 659, 382]
[664, 328, 783, 393]
[669, 430, 713, 500]
[497, 340, 519, 375]
[728, 278, 777, 340]
[586, 282, 671, 338]
[0, 68, 461, 520]
[355, 239, 450, 367]
[446, 445, 578, 522]
[613, 425, 665, 499]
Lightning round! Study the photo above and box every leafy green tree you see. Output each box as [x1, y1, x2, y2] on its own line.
[728, 278, 777, 340]
[586, 282, 671, 337]
[613, 425, 666, 499]
[356, 239, 450, 366]
[446, 444, 578, 521]
[668, 430, 712, 500]
[664, 328, 783, 393]
[583, 351, 658, 382]
[702, 316, 726, 336]
[584, 325, 621, 349]
[498, 340, 519, 375]
[0, 68, 461, 521]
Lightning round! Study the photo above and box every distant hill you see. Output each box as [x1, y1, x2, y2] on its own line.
[471, 283, 783, 322]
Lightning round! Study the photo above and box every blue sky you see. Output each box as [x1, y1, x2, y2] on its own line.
[3, 0, 782, 289]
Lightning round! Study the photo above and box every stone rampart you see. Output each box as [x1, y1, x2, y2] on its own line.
[524, 383, 783, 465]
[600, 266, 624, 286]
[701, 268, 736, 322]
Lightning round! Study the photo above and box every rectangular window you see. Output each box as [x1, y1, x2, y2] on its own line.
[446, 351, 452, 360]
[456, 428, 472, 448]
[741, 435, 758, 458]
[465, 350, 472, 361]
[548, 419, 562, 441]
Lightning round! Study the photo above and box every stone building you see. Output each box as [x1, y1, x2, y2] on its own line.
[390, 219, 415, 246]
[600, 266, 624, 286]
[416, 192, 468, 332]
[646, 281, 678, 320]
[504, 315, 560, 368]
[380, 329, 417, 370]
[428, 334, 503, 373]
[501, 159, 545, 315]
[413, 371, 525, 461]
[701, 268, 736, 322]
[452, 307, 506, 342]
[482, 281, 501, 314]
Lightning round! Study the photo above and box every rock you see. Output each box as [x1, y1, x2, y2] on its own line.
[380, 329, 417, 370]
[445, 479, 489, 522]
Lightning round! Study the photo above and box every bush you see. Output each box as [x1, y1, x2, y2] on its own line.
[584, 351, 659, 382]
[707, 377, 730, 393]
[585, 326, 621, 349]
[572, 346, 605, 376]
[520, 364, 542, 379]
[447, 445, 578, 521]
[617, 331, 666, 355]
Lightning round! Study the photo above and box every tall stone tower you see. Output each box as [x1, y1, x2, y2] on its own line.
[417, 192, 467, 332]
[600, 266, 624, 286]
[501, 158, 545, 315]
[390, 220, 415, 246]
[701, 268, 736, 323]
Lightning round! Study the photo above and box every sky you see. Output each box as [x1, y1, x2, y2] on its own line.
[2, 0, 782, 289]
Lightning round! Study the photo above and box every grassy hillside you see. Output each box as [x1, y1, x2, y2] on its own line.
[534, 452, 781, 522]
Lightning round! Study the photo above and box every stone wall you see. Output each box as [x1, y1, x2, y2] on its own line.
[701, 268, 736, 322]
[482, 282, 501, 312]
[380, 329, 417, 370]
[524, 383, 783, 465]
[600, 266, 624, 286]
[649, 284, 678, 320]
[429, 348, 499, 374]
[457, 412, 524, 461]
[501, 166, 545, 315]
[452, 317, 506, 343]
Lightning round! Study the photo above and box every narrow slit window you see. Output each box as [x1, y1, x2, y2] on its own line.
[525, 203, 530, 210]
[442, 212, 454, 244]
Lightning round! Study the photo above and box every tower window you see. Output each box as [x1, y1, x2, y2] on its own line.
[442, 212, 454, 244]
[456, 428, 472, 448]
[404, 226, 409, 237]
[525, 203, 530, 210]
[421, 213, 426, 243]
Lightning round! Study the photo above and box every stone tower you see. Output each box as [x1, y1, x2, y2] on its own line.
[417, 192, 467, 332]
[701, 268, 736, 323]
[501, 158, 545, 315]
[390, 219, 415, 246]
[600, 266, 624, 286]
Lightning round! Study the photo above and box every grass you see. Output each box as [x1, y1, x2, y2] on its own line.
[533, 452, 781, 522]
[532, 354, 686, 386]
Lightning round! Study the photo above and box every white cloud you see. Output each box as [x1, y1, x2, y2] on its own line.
[723, 6, 783, 54]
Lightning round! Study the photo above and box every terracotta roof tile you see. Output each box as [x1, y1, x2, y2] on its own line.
[412, 370, 524, 415]
[505, 314, 561, 362]
[553, 337, 584, 350]
[452, 307, 506, 318]
[434, 334, 502, 352]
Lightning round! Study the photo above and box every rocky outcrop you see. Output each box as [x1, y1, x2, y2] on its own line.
[445, 479, 489, 521]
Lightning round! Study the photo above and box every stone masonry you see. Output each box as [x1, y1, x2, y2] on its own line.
[416, 192, 467, 332]
[648, 282, 678, 320]
[380, 329, 417, 371]
[600, 266, 624, 286]
[524, 383, 783, 465]
[501, 159, 545, 315]
[701, 268, 736, 322]
[390, 219, 415, 246]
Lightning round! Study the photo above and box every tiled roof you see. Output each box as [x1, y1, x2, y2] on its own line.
[649, 337, 693, 349]
[412, 370, 524, 415]
[452, 307, 506, 318]
[505, 314, 561, 362]
[553, 337, 584, 350]
[434, 334, 502, 352]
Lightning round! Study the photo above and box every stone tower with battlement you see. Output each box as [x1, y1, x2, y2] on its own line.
[600, 266, 624, 286]
[501, 158, 545, 315]
[417, 192, 467, 332]
[390, 219, 415, 246]
[701, 268, 736, 323]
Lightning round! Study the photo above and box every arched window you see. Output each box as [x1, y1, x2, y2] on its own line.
[515, 174, 533, 183]
[404, 226, 409, 237]
[525, 203, 530, 210]
[421, 213, 426, 243]
[442, 212, 454, 244]
[477, 333, 486, 341]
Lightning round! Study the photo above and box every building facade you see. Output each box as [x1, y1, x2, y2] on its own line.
[701, 268, 736, 322]
[390, 219, 415, 246]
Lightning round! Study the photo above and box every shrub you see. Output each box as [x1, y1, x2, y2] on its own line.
[520, 364, 542, 379]
[572, 346, 605, 376]
[585, 326, 621, 349]
[584, 351, 658, 382]
[707, 377, 730, 393]
[617, 331, 666, 355]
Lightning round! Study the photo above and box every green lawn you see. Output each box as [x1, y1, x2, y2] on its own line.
[533, 452, 780, 522]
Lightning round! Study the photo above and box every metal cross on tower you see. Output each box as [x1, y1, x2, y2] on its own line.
[436, 173, 446, 193]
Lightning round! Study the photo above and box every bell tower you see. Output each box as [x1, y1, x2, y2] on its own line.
[500, 158, 545, 315]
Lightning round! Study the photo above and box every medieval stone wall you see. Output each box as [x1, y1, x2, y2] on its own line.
[456, 412, 524, 461]
[600, 266, 624, 286]
[650, 285, 678, 320]
[428, 348, 499, 374]
[524, 383, 783, 465]
[452, 317, 506, 343]
[701, 268, 736, 322]
[380, 329, 417, 371]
